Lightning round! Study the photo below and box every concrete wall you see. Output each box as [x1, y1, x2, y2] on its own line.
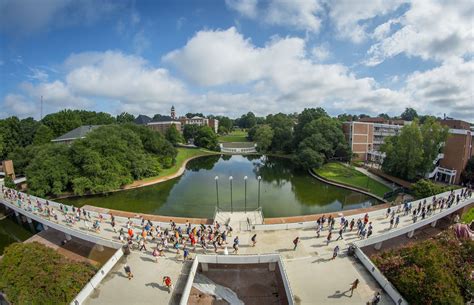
[70, 248, 124, 305]
[354, 247, 408, 305]
[179, 254, 294, 305]
[440, 131, 472, 183]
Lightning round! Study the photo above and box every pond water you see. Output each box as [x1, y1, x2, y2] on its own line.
[0, 217, 33, 255]
[61, 155, 380, 218]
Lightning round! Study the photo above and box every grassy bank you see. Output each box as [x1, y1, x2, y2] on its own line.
[314, 162, 392, 198]
[462, 207, 474, 224]
[218, 130, 249, 142]
[142, 147, 218, 182]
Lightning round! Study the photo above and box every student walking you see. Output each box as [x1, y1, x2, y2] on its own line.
[332, 245, 340, 260]
[326, 231, 332, 245]
[293, 237, 299, 250]
[394, 215, 400, 228]
[251, 234, 257, 247]
[124, 265, 133, 280]
[233, 236, 239, 254]
[349, 278, 359, 297]
[336, 228, 343, 241]
[163, 276, 173, 293]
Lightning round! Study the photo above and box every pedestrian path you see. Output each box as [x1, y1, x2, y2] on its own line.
[1, 186, 472, 305]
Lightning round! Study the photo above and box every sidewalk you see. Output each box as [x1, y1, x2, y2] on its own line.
[354, 167, 396, 190]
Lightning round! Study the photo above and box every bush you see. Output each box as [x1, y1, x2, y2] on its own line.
[371, 230, 474, 305]
[411, 179, 455, 199]
[0, 242, 97, 304]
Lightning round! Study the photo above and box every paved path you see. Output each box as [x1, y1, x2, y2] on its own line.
[353, 166, 396, 190]
[1, 187, 472, 304]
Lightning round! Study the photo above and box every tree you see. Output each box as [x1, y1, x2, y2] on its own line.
[3, 176, 16, 189]
[183, 124, 200, 142]
[7, 146, 35, 176]
[33, 124, 54, 145]
[165, 124, 184, 145]
[18, 117, 40, 147]
[0, 117, 21, 160]
[411, 179, 450, 199]
[194, 126, 218, 150]
[236, 112, 257, 129]
[294, 108, 328, 145]
[461, 156, 474, 185]
[215, 116, 233, 134]
[400, 107, 418, 121]
[26, 144, 77, 197]
[116, 112, 135, 124]
[254, 125, 274, 152]
[295, 147, 324, 169]
[378, 113, 390, 120]
[419, 117, 449, 174]
[266, 113, 294, 152]
[381, 121, 423, 180]
[185, 112, 204, 118]
[0, 242, 96, 305]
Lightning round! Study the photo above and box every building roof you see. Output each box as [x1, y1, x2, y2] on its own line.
[51, 125, 101, 142]
[134, 114, 152, 125]
[149, 115, 181, 123]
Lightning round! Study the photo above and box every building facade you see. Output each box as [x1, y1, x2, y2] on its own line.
[147, 116, 182, 134]
[179, 116, 219, 133]
[343, 118, 474, 185]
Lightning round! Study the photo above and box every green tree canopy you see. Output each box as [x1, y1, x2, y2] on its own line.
[461, 156, 474, 185]
[266, 113, 294, 152]
[194, 126, 218, 150]
[381, 119, 448, 181]
[165, 124, 184, 145]
[0, 242, 97, 305]
[116, 112, 135, 124]
[33, 124, 54, 145]
[400, 107, 418, 121]
[254, 125, 274, 152]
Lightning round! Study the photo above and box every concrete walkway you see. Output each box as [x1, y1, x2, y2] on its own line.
[354, 167, 396, 190]
[1, 188, 472, 305]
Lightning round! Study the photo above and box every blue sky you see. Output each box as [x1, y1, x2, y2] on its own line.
[0, 0, 472, 121]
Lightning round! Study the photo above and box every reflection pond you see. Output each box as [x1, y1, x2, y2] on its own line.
[61, 155, 381, 218]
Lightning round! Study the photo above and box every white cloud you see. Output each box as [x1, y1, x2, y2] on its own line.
[403, 58, 474, 120]
[132, 29, 151, 54]
[367, 0, 474, 65]
[226, 0, 322, 33]
[326, 0, 406, 43]
[225, 0, 258, 18]
[3, 94, 37, 117]
[27, 67, 49, 82]
[311, 44, 331, 62]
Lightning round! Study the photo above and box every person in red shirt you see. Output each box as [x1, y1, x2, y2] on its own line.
[163, 276, 173, 293]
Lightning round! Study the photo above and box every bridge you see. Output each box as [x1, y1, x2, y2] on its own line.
[0, 186, 472, 305]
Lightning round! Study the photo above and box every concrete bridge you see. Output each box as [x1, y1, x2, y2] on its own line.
[0, 186, 472, 305]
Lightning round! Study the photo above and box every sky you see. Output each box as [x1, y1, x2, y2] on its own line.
[0, 0, 473, 121]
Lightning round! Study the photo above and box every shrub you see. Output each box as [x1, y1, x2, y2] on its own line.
[372, 230, 473, 305]
[0, 242, 97, 305]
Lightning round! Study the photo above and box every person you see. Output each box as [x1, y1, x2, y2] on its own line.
[183, 247, 190, 262]
[370, 291, 381, 304]
[349, 278, 359, 297]
[326, 231, 332, 245]
[233, 236, 239, 254]
[336, 228, 343, 241]
[293, 237, 299, 250]
[332, 245, 339, 260]
[251, 234, 257, 247]
[394, 215, 400, 228]
[152, 247, 159, 263]
[139, 238, 147, 252]
[163, 276, 173, 293]
[124, 265, 133, 280]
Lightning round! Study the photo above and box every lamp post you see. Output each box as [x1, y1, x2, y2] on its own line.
[229, 176, 233, 213]
[244, 176, 248, 213]
[215, 176, 219, 209]
[257, 176, 262, 209]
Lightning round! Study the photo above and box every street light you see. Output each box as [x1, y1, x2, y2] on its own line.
[215, 176, 219, 209]
[229, 176, 233, 213]
[244, 176, 248, 213]
[257, 176, 262, 209]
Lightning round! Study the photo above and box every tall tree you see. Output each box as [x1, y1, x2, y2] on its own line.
[194, 126, 218, 150]
[294, 108, 328, 145]
[419, 117, 449, 174]
[183, 124, 200, 142]
[33, 124, 54, 145]
[461, 156, 474, 185]
[0, 117, 21, 160]
[116, 112, 135, 124]
[266, 113, 294, 152]
[165, 124, 184, 145]
[254, 125, 274, 152]
[400, 107, 418, 121]
[381, 121, 423, 180]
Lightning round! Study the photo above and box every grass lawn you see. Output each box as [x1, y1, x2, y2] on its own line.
[461, 207, 474, 224]
[314, 162, 392, 198]
[218, 130, 249, 142]
[142, 147, 217, 182]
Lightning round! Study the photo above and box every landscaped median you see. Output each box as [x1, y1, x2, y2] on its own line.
[314, 162, 392, 198]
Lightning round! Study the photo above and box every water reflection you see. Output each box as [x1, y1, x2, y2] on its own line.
[62, 155, 380, 218]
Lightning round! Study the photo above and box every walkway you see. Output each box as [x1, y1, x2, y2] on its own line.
[0, 187, 472, 304]
[353, 167, 396, 190]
